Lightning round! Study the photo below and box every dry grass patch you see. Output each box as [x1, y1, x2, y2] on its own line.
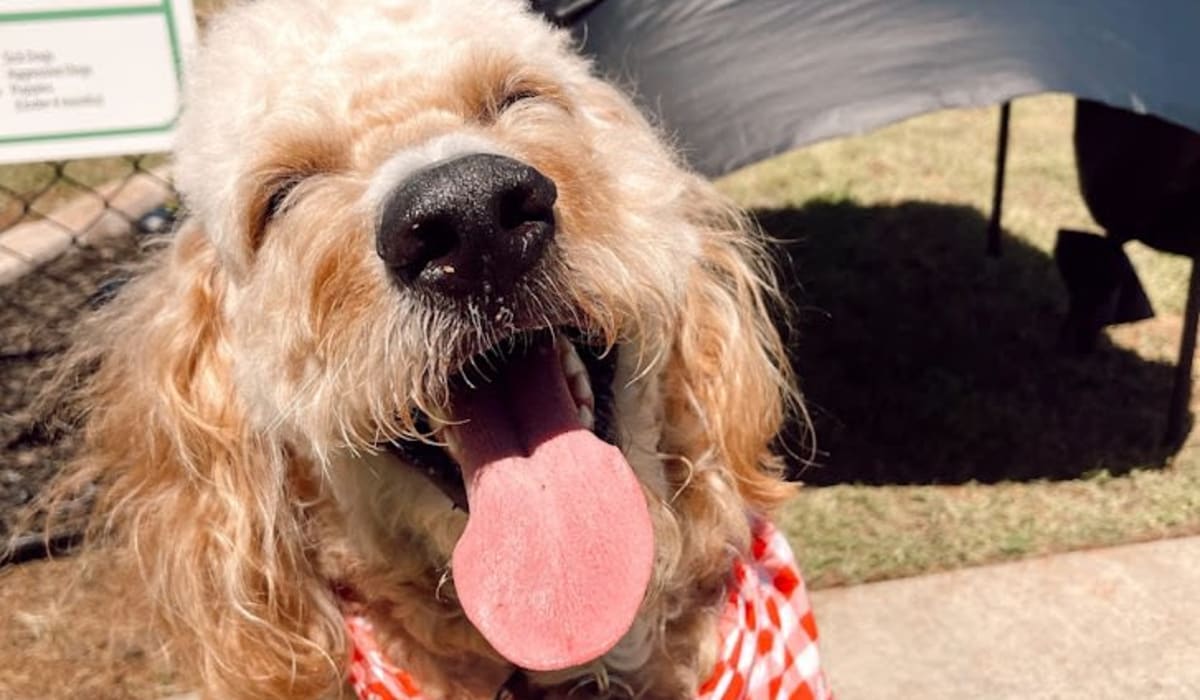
[0, 554, 185, 700]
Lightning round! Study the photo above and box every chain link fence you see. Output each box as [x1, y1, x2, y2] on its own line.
[0, 156, 178, 561]
[0, 0, 252, 565]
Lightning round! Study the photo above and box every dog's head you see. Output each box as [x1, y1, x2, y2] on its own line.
[73, 0, 798, 696]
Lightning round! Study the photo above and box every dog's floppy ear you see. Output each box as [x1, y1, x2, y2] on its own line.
[664, 185, 800, 513]
[54, 221, 344, 698]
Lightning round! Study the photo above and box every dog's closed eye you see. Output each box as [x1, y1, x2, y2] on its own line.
[497, 89, 540, 113]
[264, 175, 306, 221]
[481, 83, 555, 124]
[247, 173, 310, 248]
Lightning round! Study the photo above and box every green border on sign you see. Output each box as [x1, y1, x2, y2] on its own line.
[0, 1, 185, 145]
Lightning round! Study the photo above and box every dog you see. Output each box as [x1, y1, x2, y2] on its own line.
[39, 0, 828, 697]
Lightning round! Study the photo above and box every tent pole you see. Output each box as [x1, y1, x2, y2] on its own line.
[1164, 255, 1200, 446]
[986, 101, 1012, 257]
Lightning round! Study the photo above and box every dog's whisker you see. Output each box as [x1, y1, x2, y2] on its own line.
[264, 353, 352, 439]
[434, 569, 453, 603]
[477, 344, 500, 376]
[460, 368, 479, 390]
[626, 343, 664, 388]
[664, 451, 696, 504]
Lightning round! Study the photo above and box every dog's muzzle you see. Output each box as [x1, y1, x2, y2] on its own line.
[376, 154, 557, 298]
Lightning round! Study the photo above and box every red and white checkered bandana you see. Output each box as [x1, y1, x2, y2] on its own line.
[346, 519, 832, 699]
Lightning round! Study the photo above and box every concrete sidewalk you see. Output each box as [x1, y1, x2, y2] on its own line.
[810, 537, 1200, 699]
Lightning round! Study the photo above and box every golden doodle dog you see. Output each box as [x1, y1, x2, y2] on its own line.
[41, 0, 830, 698]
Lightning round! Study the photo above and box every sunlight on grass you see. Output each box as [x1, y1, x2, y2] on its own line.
[723, 94, 1200, 588]
[722, 94, 1191, 315]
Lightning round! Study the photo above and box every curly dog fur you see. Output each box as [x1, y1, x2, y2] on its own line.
[36, 1, 803, 697]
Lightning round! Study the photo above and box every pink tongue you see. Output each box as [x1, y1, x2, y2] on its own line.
[449, 339, 654, 672]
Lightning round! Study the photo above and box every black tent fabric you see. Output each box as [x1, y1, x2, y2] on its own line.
[549, 1, 1200, 177]
[529, 0, 1200, 445]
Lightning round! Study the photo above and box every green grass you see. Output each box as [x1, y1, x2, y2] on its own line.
[730, 95, 1200, 588]
[782, 467, 1200, 588]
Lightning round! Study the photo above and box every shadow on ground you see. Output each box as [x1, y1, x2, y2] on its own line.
[763, 199, 1185, 485]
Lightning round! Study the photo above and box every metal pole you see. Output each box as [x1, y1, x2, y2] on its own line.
[1164, 256, 1200, 446]
[986, 101, 1012, 257]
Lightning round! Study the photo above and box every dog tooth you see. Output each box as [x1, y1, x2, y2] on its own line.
[555, 333, 572, 358]
[560, 344, 586, 380]
[441, 425, 462, 462]
[572, 373, 594, 406]
[578, 405, 594, 430]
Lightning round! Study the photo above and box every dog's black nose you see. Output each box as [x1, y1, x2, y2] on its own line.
[377, 154, 557, 298]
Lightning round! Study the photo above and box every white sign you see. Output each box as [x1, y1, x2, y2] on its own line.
[0, 0, 197, 163]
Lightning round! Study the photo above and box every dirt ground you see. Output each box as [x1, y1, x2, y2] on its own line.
[1, 236, 146, 543]
[1, 235, 176, 698]
[0, 555, 186, 700]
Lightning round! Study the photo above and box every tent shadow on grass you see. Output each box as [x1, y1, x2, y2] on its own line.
[762, 199, 1186, 485]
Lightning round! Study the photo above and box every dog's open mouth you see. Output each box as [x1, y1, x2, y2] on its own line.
[381, 327, 655, 672]
[383, 328, 617, 511]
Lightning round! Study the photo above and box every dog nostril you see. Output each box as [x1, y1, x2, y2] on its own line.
[404, 216, 459, 281]
[497, 185, 554, 231]
[382, 211, 461, 284]
[378, 154, 557, 298]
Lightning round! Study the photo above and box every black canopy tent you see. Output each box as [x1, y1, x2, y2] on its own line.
[541, 0, 1200, 175]
[535, 0, 1200, 444]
